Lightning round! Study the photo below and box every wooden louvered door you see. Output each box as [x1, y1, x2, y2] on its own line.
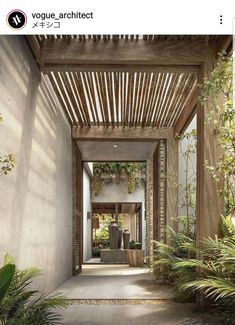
[153, 140, 167, 243]
[72, 142, 83, 275]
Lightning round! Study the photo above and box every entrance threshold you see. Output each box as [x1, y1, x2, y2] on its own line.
[84, 257, 129, 265]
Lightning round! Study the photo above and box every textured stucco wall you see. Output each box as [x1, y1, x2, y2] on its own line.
[83, 168, 92, 262]
[91, 181, 146, 251]
[0, 36, 73, 292]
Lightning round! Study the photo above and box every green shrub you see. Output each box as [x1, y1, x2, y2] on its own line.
[0, 255, 69, 325]
[129, 240, 142, 250]
[152, 227, 196, 300]
[176, 217, 235, 323]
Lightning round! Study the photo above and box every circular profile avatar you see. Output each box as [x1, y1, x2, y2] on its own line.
[7, 9, 27, 30]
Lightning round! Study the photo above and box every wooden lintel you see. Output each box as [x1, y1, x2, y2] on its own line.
[26, 36, 41, 60]
[41, 64, 200, 74]
[174, 84, 198, 135]
[39, 39, 217, 66]
[216, 35, 233, 53]
[72, 126, 173, 141]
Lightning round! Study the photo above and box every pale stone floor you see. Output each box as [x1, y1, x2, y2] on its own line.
[55, 265, 214, 325]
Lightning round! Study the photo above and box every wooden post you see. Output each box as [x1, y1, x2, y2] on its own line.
[166, 136, 179, 234]
[115, 203, 119, 223]
[196, 61, 224, 244]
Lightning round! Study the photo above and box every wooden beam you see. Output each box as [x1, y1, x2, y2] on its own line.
[41, 64, 200, 73]
[72, 126, 173, 141]
[174, 84, 198, 135]
[26, 36, 41, 60]
[216, 35, 233, 53]
[39, 39, 217, 66]
[196, 63, 224, 243]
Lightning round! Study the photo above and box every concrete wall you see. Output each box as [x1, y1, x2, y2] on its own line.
[92, 181, 146, 251]
[0, 36, 73, 292]
[83, 168, 92, 262]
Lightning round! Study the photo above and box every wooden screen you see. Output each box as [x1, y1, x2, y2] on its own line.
[153, 140, 167, 242]
[72, 142, 83, 275]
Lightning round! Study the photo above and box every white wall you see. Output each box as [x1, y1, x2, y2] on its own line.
[83, 168, 92, 262]
[0, 36, 73, 292]
[92, 181, 146, 251]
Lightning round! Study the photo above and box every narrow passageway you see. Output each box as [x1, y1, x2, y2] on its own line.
[55, 265, 214, 325]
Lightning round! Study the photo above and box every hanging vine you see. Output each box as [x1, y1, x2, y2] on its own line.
[92, 162, 146, 196]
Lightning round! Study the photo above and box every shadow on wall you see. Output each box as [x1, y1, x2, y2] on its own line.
[0, 36, 73, 293]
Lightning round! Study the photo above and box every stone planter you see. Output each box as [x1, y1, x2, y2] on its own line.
[128, 249, 144, 267]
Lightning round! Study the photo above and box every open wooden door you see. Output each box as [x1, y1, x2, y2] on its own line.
[72, 142, 83, 275]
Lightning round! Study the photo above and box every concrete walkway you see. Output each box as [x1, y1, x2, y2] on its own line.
[55, 265, 214, 325]
[55, 265, 175, 300]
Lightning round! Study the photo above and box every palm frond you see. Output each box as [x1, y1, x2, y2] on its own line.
[180, 277, 235, 301]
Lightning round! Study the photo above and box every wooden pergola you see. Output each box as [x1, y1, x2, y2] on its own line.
[27, 34, 232, 273]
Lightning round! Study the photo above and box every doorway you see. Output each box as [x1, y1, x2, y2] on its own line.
[90, 203, 142, 262]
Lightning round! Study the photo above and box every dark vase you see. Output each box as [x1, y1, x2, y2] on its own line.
[123, 229, 130, 249]
[109, 221, 119, 249]
[117, 229, 123, 249]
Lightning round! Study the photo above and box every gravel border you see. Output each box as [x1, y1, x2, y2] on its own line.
[70, 299, 176, 305]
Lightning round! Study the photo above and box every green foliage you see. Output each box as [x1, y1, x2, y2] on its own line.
[129, 240, 142, 250]
[0, 264, 16, 303]
[153, 217, 235, 308]
[176, 129, 197, 238]
[220, 215, 235, 238]
[0, 114, 16, 176]
[0, 255, 69, 325]
[153, 54, 235, 319]
[199, 54, 234, 213]
[92, 247, 101, 257]
[93, 214, 112, 249]
[175, 218, 235, 323]
[152, 227, 196, 300]
[92, 162, 146, 196]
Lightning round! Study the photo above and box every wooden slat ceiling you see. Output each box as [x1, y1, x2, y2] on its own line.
[36, 35, 219, 41]
[30, 34, 222, 128]
[47, 70, 197, 127]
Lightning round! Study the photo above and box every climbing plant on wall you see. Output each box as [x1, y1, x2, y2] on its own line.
[199, 54, 234, 214]
[0, 114, 15, 176]
[176, 129, 197, 238]
[92, 162, 146, 196]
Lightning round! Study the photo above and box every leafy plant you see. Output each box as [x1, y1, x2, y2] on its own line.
[0, 114, 16, 176]
[199, 54, 234, 214]
[152, 227, 196, 300]
[176, 129, 197, 238]
[0, 264, 15, 303]
[220, 215, 235, 238]
[0, 255, 69, 325]
[175, 217, 235, 323]
[92, 162, 146, 196]
[129, 240, 142, 250]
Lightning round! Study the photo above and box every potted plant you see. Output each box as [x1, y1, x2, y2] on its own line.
[128, 240, 144, 267]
